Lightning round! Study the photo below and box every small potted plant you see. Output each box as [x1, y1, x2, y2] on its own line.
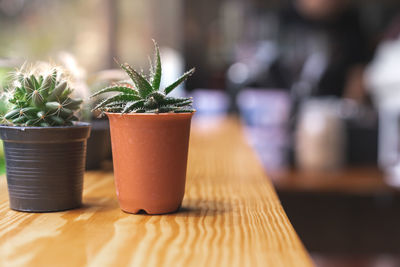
[0, 63, 91, 212]
[92, 40, 195, 214]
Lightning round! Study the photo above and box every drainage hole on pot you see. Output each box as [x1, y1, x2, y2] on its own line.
[137, 209, 147, 215]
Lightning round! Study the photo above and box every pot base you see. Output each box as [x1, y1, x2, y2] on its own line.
[120, 204, 181, 215]
[10, 201, 82, 213]
[9, 192, 82, 212]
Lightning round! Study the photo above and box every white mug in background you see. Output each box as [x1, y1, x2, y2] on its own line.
[295, 98, 346, 171]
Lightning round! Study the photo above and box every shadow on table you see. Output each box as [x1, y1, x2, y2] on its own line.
[169, 199, 231, 217]
[66, 198, 230, 217]
[128, 199, 230, 217]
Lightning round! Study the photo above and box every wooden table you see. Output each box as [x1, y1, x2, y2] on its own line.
[270, 167, 400, 256]
[0, 118, 312, 267]
[270, 167, 393, 195]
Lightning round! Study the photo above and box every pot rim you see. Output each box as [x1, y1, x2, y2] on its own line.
[0, 121, 91, 130]
[105, 112, 195, 117]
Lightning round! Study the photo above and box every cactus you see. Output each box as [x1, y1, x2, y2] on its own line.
[91, 40, 195, 114]
[2, 65, 82, 127]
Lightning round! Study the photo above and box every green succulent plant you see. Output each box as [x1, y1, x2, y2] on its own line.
[91, 40, 195, 114]
[2, 66, 82, 127]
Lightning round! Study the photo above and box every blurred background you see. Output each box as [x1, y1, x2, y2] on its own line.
[1, 0, 400, 265]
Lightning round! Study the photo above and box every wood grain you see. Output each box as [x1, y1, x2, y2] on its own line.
[0, 117, 313, 267]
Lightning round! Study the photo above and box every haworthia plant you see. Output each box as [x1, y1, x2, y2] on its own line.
[2, 66, 82, 127]
[91, 40, 195, 114]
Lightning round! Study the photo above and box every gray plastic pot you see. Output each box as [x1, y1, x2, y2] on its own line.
[0, 123, 91, 212]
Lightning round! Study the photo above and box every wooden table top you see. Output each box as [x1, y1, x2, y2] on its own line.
[270, 167, 394, 195]
[0, 117, 313, 267]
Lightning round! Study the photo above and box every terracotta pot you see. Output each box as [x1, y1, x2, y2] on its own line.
[0, 123, 91, 212]
[106, 112, 194, 214]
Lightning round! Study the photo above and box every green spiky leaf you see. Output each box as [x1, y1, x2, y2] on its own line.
[40, 75, 52, 95]
[122, 100, 145, 114]
[148, 91, 166, 102]
[163, 97, 192, 105]
[48, 81, 67, 101]
[104, 101, 127, 108]
[23, 78, 34, 94]
[50, 69, 57, 91]
[30, 75, 40, 89]
[5, 109, 21, 120]
[63, 99, 83, 110]
[21, 107, 40, 116]
[164, 68, 195, 95]
[151, 40, 162, 90]
[93, 94, 141, 111]
[174, 100, 193, 107]
[158, 106, 178, 113]
[49, 115, 64, 125]
[32, 91, 44, 107]
[174, 108, 196, 113]
[91, 85, 138, 98]
[12, 115, 28, 124]
[121, 63, 153, 98]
